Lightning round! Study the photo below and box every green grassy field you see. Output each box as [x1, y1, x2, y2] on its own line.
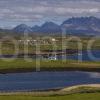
[0, 59, 99, 73]
[0, 93, 99, 100]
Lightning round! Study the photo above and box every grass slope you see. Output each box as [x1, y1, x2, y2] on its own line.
[0, 93, 99, 100]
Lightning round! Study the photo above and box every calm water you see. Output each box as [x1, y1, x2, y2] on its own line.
[0, 50, 100, 61]
[0, 71, 100, 91]
[58, 50, 100, 61]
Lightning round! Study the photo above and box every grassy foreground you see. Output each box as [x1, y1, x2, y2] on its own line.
[0, 93, 99, 100]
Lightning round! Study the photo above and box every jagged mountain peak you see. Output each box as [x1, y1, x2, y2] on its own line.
[11, 16, 100, 35]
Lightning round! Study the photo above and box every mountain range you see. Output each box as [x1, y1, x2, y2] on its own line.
[1, 16, 100, 36]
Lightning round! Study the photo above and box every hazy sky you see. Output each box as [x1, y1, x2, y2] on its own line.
[0, 0, 100, 28]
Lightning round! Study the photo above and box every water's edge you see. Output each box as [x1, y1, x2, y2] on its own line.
[0, 67, 100, 74]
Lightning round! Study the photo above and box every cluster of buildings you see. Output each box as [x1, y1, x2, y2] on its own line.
[18, 38, 58, 45]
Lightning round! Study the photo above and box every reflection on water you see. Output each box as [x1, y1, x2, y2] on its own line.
[87, 72, 100, 78]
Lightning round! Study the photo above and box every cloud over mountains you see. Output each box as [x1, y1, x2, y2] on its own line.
[0, 0, 100, 28]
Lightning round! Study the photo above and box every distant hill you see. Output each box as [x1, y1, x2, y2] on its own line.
[13, 22, 61, 34]
[31, 25, 40, 33]
[1, 16, 100, 36]
[39, 22, 61, 33]
[13, 24, 33, 33]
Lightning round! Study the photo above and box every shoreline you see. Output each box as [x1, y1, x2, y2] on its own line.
[0, 84, 100, 96]
[0, 67, 100, 74]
